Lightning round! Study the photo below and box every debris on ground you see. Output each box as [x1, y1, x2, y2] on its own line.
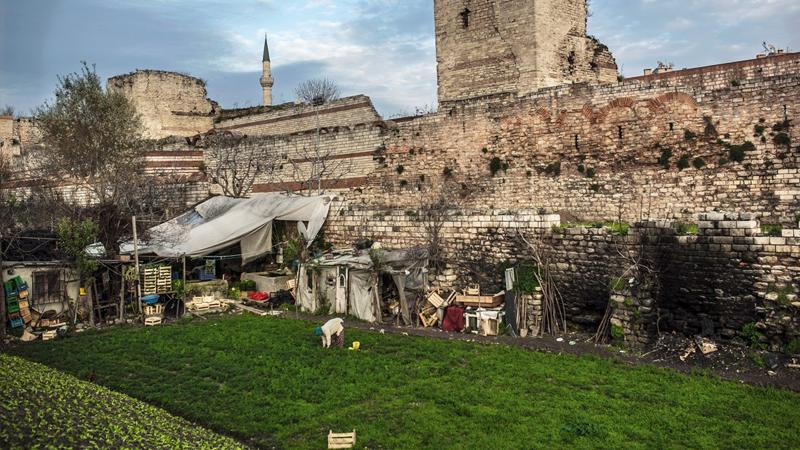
[696, 337, 718, 355]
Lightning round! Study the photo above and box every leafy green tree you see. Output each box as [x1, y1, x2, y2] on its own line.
[57, 218, 100, 279]
[33, 63, 147, 256]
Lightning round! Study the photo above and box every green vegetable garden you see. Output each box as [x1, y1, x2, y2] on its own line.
[6, 315, 800, 449]
[0, 354, 245, 449]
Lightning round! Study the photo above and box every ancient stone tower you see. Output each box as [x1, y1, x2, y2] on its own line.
[434, 0, 618, 103]
[260, 35, 275, 106]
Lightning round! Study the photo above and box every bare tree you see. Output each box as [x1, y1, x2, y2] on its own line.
[0, 105, 14, 117]
[283, 138, 353, 195]
[295, 78, 341, 106]
[282, 78, 351, 195]
[202, 132, 280, 198]
[417, 180, 462, 274]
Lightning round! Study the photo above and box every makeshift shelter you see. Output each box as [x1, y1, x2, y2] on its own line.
[121, 193, 332, 265]
[297, 248, 428, 324]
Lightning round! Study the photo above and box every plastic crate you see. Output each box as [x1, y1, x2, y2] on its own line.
[9, 317, 23, 329]
[6, 300, 20, 314]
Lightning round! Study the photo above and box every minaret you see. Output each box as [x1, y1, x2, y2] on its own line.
[259, 34, 274, 106]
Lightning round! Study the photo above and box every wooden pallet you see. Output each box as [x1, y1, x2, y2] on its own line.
[328, 430, 356, 449]
[455, 291, 505, 308]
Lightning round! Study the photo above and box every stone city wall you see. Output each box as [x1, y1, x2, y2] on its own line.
[214, 95, 382, 137]
[202, 121, 388, 195]
[322, 53, 800, 346]
[325, 206, 799, 348]
[344, 53, 799, 226]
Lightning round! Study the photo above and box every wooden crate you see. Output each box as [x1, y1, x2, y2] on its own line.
[328, 430, 356, 449]
[427, 290, 456, 309]
[455, 291, 505, 308]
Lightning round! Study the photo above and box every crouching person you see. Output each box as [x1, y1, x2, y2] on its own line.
[318, 317, 345, 348]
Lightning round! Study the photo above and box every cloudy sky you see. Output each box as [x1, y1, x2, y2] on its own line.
[1, 0, 798, 117]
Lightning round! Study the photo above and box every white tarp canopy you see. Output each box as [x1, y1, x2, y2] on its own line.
[121, 193, 332, 264]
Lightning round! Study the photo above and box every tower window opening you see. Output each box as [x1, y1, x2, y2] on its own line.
[460, 8, 472, 29]
[618, 126, 624, 141]
[574, 134, 580, 150]
[669, 122, 674, 131]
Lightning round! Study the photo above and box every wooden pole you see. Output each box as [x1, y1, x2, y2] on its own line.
[132, 216, 142, 323]
[87, 282, 95, 328]
[119, 268, 125, 321]
[181, 255, 187, 319]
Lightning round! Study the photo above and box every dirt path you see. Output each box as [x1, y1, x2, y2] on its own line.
[282, 309, 800, 392]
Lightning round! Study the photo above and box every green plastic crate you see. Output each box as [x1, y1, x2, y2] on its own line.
[6, 302, 20, 314]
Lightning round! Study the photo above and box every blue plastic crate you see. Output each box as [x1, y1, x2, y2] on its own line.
[9, 317, 23, 329]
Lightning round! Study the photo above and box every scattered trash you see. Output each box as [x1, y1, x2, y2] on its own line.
[348, 341, 361, 351]
[556, 338, 564, 343]
[763, 353, 780, 370]
[402, 332, 409, 336]
[680, 344, 696, 362]
[379, 329, 385, 334]
[696, 337, 718, 355]
[569, 341, 577, 346]
[20, 329, 38, 342]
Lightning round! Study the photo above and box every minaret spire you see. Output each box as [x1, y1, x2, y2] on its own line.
[262, 33, 271, 62]
[260, 33, 274, 106]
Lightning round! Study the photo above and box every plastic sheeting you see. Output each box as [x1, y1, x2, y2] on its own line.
[348, 270, 378, 322]
[298, 248, 428, 323]
[121, 193, 332, 264]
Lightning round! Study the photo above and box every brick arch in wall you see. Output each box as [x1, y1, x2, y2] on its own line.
[646, 92, 700, 113]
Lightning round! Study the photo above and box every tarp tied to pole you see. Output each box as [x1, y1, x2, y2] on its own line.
[120, 193, 332, 264]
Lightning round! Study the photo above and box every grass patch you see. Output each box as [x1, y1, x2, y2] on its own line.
[761, 224, 783, 237]
[557, 221, 629, 236]
[675, 222, 700, 236]
[0, 354, 245, 449]
[609, 277, 628, 292]
[9, 315, 800, 449]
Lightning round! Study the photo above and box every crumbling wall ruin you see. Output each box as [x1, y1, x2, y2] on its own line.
[107, 70, 217, 139]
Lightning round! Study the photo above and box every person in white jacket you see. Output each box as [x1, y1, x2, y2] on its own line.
[319, 317, 345, 348]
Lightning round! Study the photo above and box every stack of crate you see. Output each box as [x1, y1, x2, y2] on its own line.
[142, 266, 172, 295]
[157, 266, 172, 293]
[16, 280, 31, 325]
[143, 267, 159, 295]
[3, 279, 23, 329]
